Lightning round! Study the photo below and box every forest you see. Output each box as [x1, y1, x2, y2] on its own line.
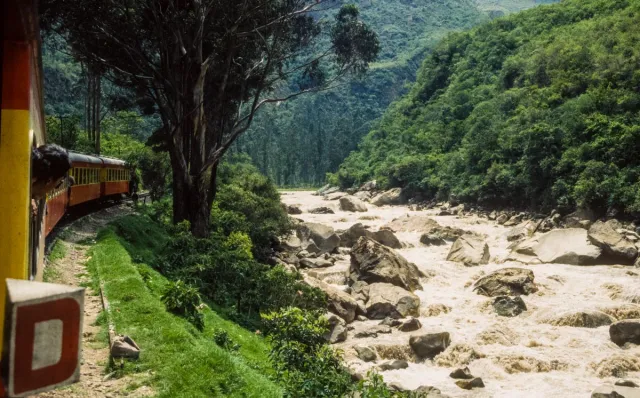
[239, 0, 557, 186]
[332, 0, 640, 217]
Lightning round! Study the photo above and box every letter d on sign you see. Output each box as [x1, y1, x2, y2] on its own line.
[2, 279, 84, 397]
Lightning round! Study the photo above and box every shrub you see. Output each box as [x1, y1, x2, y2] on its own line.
[262, 308, 351, 398]
[212, 328, 241, 352]
[161, 280, 204, 330]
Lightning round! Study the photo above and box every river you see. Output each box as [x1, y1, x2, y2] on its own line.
[281, 190, 640, 397]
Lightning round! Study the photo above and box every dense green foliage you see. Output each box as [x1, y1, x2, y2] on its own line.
[87, 219, 282, 397]
[262, 308, 352, 398]
[241, 0, 555, 186]
[333, 0, 640, 217]
[161, 280, 205, 330]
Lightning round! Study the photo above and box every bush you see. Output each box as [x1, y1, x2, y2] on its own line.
[161, 280, 204, 330]
[262, 308, 351, 398]
[212, 328, 241, 352]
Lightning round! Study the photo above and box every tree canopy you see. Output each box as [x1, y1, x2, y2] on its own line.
[42, 0, 379, 236]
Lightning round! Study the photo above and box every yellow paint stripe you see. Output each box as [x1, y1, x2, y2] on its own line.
[0, 109, 31, 346]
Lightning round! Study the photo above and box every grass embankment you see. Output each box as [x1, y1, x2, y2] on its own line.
[86, 215, 282, 398]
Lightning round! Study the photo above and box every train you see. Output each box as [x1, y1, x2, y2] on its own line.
[44, 152, 132, 236]
[1, 0, 131, 395]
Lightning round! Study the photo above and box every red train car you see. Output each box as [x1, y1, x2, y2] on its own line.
[44, 152, 132, 236]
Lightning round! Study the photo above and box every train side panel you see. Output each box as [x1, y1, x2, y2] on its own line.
[44, 183, 69, 236]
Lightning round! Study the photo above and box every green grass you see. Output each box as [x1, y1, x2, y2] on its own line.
[44, 240, 66, 282]
[86, 215, 282, 398]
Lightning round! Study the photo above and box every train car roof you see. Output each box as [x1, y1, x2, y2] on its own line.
[69, 152, 103, 165]
[100, 157, 126, 166]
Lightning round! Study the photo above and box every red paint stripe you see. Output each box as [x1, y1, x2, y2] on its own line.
[1, 41, 30, 110]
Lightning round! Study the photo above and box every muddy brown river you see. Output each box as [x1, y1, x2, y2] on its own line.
[281, 190, 640, 397]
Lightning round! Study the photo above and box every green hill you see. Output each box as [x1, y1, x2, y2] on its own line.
[332, 0, 640, 217]
[240, 0, 556, 186]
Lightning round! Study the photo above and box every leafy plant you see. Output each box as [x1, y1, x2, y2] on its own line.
[212, 329, 240, 352]
[161, 280, 204, 331]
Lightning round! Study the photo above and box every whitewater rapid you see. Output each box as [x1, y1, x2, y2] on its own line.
[281, 190, 640, 398]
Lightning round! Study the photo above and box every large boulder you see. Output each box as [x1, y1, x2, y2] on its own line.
[371, 188, 404, 207]
[298, 222, 340, 254]
[299, 258, 333, 269]
[285, 204, 303, 215]
[506, 220, 539, 242]
[360, 180, 377, 191]
[591, 385, 640, 398]
[384, 215, 441, 233]
[369, 229, 403, 249]
[324, 313, 347, 343]
[325, 191, 346, 201]
[309, 206, 335, 214]
[508, 228, 602, 265]
[339, 196, 368, 213]
[305, 277, 358, 323]
[446, 235, 490, 266]
[473, 268, 538, 297]
[588, 221, 638, 264]
[409, 332, 451, 359]
[493, 296, 527, 317]
[339, 224, 402, 249]
[350, 237, 423, 291]
[609, 319, 640, 346]
[366, 283, 420, 319]
[354, 191, 372, 202]
[354, 345, 377, 362]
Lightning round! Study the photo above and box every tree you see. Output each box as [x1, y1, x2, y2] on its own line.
[42, 1, 380, 237]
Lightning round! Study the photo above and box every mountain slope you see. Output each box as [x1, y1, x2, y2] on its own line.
[332, 0, 640, 216]
[240, 0, 556, 186]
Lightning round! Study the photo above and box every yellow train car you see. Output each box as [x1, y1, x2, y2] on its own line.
[1, 0, 84, 396]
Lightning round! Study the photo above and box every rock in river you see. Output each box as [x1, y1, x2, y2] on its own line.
[297, 222, 340, 254]
[371, 188, 404, 207]
[508, 228, 601, 265]
[350, 237, 422, 291]
[409, 332, 451, 359]
[493, 296, 527, 317]
[588, 220, 638, 264]
[473, 268, 538, 297]
[610, 319, 640, 346]
[304, 276, 358, 323]
[354, 345, 377, 362]
[339, 196, 368, 212]
[366, 283, 420, 319]
[446, 235, 490, 266]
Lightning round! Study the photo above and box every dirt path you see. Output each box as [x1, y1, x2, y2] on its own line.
[37, 204, 151, 398]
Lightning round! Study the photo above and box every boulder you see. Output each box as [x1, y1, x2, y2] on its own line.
[449, 367, 473, 380]
[309, 206, 335, 214]
[360, 180, 377, 191]
[304, 277, 358, 323]
[543, 310, 614, 328]
[285, 204, 303, 215]
[419, 234, 446, 246]
[350, 237, 422, 291]
[493, 296, 527, 317]
[111, 335, 140, 359]
[508, 228, 601, 265]
[588, 221, 638, 264]
[369, 229, 403, 249]
[339, 224, 402, 249]
[473, 268, 538, 297]
[323, 186, 340, 195]
[366, 283, 420, 319]
[315, 184, 332, 196]
[378, 360, 409, 371]
[409, 332, 451, 359]
[281, 234, 303, 251]
[371, 188, 404, 207]
[325, 191, 346, 201]
[446, 235, 490, 266]
[413, 386, 449, 398]
[339, 196, 368, 213]
[398, 317, 422, 332]
[615, 380, 639, 387]
[497, 214, 509, 225]
[564, 208, 596, 229]
[325, 323, 347, 344]
[354, 325, 392, 338]
[610, 320, 640, 346]
[350, 280, 370, 302]
[379, 317, 402, 327]
[298, 222, 341, 254]
[455, 378, 484, 390]
[506, 220, 539, 242]
[354, 345, 377, 362]
[299, 258, 333, 269]
[354, 191, 372, 202]
[591, 385, 640, 398]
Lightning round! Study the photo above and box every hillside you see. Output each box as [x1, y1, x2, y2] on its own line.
[332, 0, 640, 217]
[240, 0, 556, 186]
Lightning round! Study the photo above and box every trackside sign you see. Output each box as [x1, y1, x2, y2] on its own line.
[1, 279, 84, 397]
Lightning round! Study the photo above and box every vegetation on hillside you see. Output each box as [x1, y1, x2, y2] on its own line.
[333, 0, 640, 217]
[241, 0, 557, 186]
